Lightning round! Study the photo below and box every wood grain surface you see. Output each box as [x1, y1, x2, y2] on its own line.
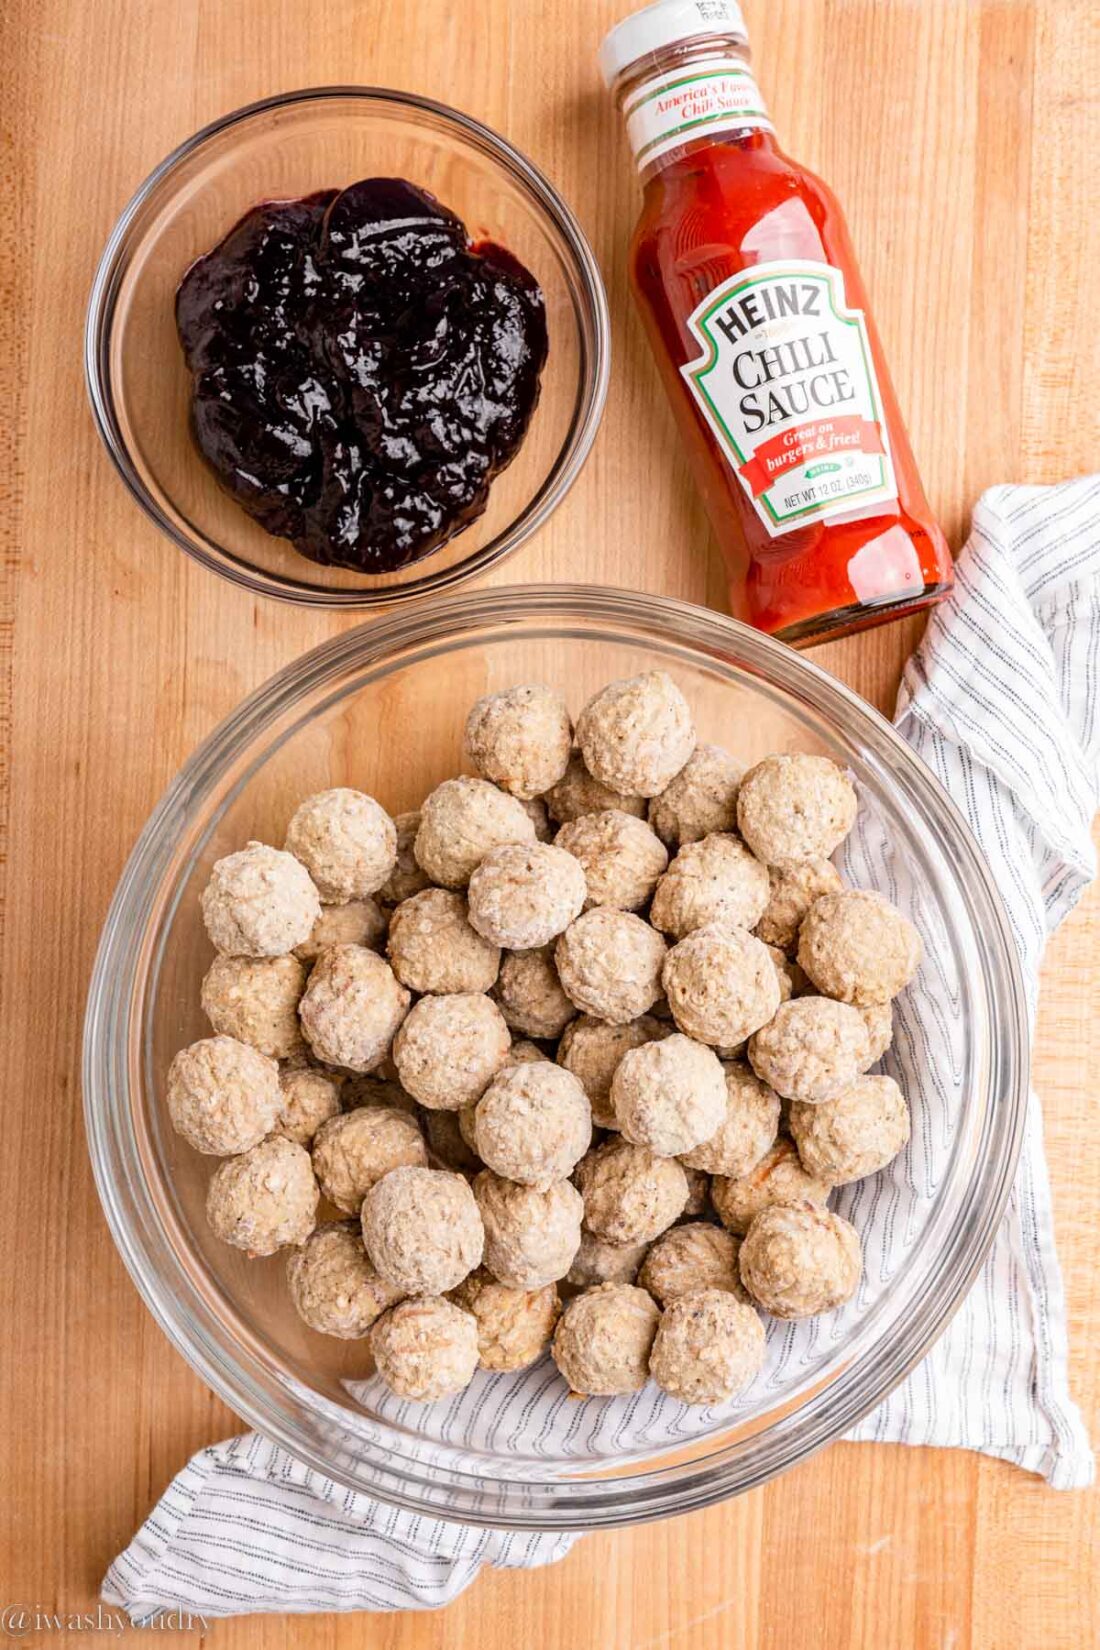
[3, 0, 1098, 1644]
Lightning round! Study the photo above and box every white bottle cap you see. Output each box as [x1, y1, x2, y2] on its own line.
[598, 0, 749, 87]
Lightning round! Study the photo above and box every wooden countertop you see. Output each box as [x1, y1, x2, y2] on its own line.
[3, 0, 1097, 1643]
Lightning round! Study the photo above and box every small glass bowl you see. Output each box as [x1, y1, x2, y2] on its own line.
[85, 89, 610, 606]
[83, 587, 1029, 1528]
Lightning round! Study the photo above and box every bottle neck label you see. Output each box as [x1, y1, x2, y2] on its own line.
[622, 55, 772, 171]
[679, 259, 899, 537]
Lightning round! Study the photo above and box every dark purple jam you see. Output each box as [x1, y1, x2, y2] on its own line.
[175, 179, 548, 573]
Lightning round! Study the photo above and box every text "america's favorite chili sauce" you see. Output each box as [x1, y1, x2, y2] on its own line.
[601, 0, 954, 645]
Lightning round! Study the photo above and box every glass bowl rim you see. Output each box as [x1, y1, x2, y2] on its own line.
[82, 585, 1030, 1527]
[84, 85, 611, 608]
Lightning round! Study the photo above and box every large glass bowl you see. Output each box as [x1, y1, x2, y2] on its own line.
[85, 89, 609, 606]
[83, 587, 1028, 1528]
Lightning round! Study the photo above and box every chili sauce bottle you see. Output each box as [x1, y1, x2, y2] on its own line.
[601, 0, 954, 644]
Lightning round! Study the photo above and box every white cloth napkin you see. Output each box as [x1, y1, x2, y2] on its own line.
[104, 477, 1098, 1622]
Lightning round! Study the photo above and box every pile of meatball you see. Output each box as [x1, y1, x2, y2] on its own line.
[167, 670, 922, 1408]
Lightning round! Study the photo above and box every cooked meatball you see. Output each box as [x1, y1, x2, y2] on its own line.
[284, 788, 397, 902]
[798, 890, 923, 1006]
[422, 1107, 484, 1176]
[298, 944, 410, 1073]
[370, 1297, 479, 1401]
[467, 841, 586, 949]
[201, 841, 321, 958]
[557, 1013, 667, 1129]
[755, 858, 844, 953]
[339, 1074, 419, 1116]
[574, 1139, 689, 1245]
[494, 947, 577, 1039]
[200, 952, 306, 1059]
[647, 743, 743, 847]
[378, 811, 431, 906]
[520, 795, 553, 842]
[747, 996, 871, 1102]
[576, 671, 696, 799]
[680, 1165, 711, 1218]
[474, 1062, 592, 1188]
[739, 1204, 862, 1318]
[414, 776, 536, 889]
[649, 1288, 765, 1404]
[679, 1061, 781, 1178]
[554, 810, 668, 911]
[555, 909, 668, 1025]
[387, 887, 500, 994]
[286, 1220, 403, 1338]
[650, 834, 770, 939]
[272, 1065, 343, 1148]
[362, 1165, 484, 1294]
[711, 1137, 831, 1235]
[392, 992, 511, 1110]
[566, 1229, 650, 1289]
[789, 1075, 910, 1185]
[737, 754, 857, 866]
[311, 1106, 427, 1214]
[543, 751, 648, 824]
[295, 897, 388, 962]
[450, 1268, 561, 1371]
[206, 1136, 318, 1257]
[551, 1283, 660, 1396]
[474, 1170, 584, 1289]
[464, 683, 573, 799]
[609, 1032, 727, 1158]
[860, 1002, 894, 1064]
[167, 1035, 282, 1156]
[662, 923, 780, 1048]
[639, 1223, 747, 1306]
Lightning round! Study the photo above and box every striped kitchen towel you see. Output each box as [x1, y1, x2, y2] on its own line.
[104, 477, 1097, 1621]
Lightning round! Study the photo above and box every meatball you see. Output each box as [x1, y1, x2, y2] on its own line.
[422, 1107, 484, 1176]
[551, 1283, 660, 1396]
[520, 795, 552, 842]
[739, 1204, 862, 1318]
[711, 1137, 831, 1235]
[474, 1170, 584, 1289]
[574, 1139, 689, 1245]
[201, 841, 321, 958]
[747, 996, 871, 1102]
[679, 1062, 780, 1178]
[464, 683, 573, 799]
[370, 1297, 479, 1401]
[295, 897, 388, 962]
[649, 1289, 765, 1404]
[200, 952, 306, 1060]
[392, 992, 511, 1110]
[650, 834, 770, 939]
[206, 1136, 318, 1257]
[414, 776, 536, 889]
[647, 743, 743, 848]
[736, 754, 857, 866]
[467, 841, 586, 949]
[566, 1229, 649, 1289]
[609, 1032, 726, 1157]
[554, 810, 668, 911]
[860, 1002, 894, 1064]
[557, 1013, 667, 1129]
[473, 1062, 592, 1188]
[450, 1268, 561, 1371]
[543, 751, 648, 824]
[681, 1165, 711, 1218]
[638, 1223, 747, 1306]
[299, 944, 410, 1073]
[494, 946, 577, 1039]
[167, 1035, 282, 1156]
[272, 1065, 343, 1148]
[504, 1039, 549, 1067]
[789, 1074, 910, 1185]
[339, 1074, 418, 1116]
[362, 1165, 484, 1294]
[286, 1220, 403, 1338]
[662, 923, 780, 1048]
[555, 909, 668, 1025]
[311, 1105, 427, 1214]
[387, 887, 500, 994]
[576, 671, 696, 799]
[798, 890, 923, 1006]
[284, 788, 397, 902]
[755, 858, 844, 954]
[378, 811, 431, 907]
